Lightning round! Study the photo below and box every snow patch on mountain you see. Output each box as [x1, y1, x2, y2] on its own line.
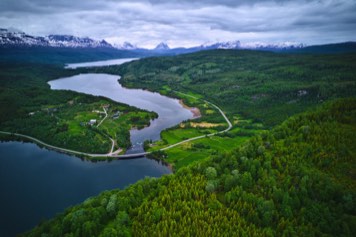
[0, 29, 112, 48]
[113, 42, 138, 50]
[199, 40, 303, 50]
[154, 42, 170, 50]
[0, 28, 48, 46]
[240, 41, 305, 49]
[0, 28, 305, 51]
[201, 40, 241, 49]
[46, 35, 112, 48]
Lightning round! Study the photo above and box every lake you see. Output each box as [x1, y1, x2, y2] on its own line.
[0, 58, 193, 236]
[0, 141, 171, 237]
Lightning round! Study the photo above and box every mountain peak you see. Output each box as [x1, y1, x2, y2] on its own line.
[122, 41, 137, 50]
[154, 42, 170, 50]
[239, 41, 305, 50]
[45, 34, 112, 48]
[112, 41, 137, 50]
[200, 40, 241, 49]
[0, 29, 113, 48]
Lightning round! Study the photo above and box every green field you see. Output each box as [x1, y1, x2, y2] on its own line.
[147, 103, 264, 170]
[162, 134, 252, 170]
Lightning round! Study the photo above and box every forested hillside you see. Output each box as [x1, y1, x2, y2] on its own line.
[0, 47, 139, 65]
[99, 50, 356, 126]
[24, 99, 356, 236]
[0, 63, 156, 154]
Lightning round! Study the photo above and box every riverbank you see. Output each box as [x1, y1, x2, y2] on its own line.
[179, 99, 201, 118]
[0, 93, 234, 164]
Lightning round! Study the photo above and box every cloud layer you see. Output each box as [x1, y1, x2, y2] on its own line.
[0, 0, 355, 47]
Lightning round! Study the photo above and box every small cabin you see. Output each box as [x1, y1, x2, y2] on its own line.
[88, 119, 97, 126]
[112, 111, 121, 119]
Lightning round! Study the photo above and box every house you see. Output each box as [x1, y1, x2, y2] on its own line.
[88, 119, 97, 126]
[112, 111, 121, 119]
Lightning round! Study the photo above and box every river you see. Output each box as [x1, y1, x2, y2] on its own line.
[64, 58, 139, 69]
[48, 73, 193, 153]
[0, 58, 193, 236]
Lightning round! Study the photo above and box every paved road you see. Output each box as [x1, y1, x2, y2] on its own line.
[0, 93, 233, 159]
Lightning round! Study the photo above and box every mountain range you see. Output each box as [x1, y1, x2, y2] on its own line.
[0, 28, 304, 52]
[0, 28, 113, 48]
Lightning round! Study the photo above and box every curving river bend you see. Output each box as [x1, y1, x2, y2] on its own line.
[48, 73, 193, 153]
[0, 58, 193, 236]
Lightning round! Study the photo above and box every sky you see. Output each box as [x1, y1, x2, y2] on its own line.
[0, 0, 355, 48]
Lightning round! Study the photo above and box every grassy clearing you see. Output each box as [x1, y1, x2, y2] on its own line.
[145, 88, 264, 170]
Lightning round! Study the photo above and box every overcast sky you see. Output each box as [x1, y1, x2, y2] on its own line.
[0, 0, 355, 48]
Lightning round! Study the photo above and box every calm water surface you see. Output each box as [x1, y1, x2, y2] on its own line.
[48, 73, 193, 152]
[0, 142, 170, 237]
[0, 58, 192, 236]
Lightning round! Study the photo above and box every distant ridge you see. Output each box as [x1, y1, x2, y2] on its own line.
[287, 42, 356, 54]
[1, 28, 355, 54]
[154, 42, 170, 50]
[47, 35, 112, 48]
[0, 28, 112, 48]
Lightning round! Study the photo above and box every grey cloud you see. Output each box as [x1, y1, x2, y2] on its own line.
[146, 0, 312, 7]
[0, 0, 108, 15]
[0, 0, 317, 13]
[0, 0, 355, 47]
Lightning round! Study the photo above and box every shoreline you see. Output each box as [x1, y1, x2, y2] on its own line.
[179, 100, 201, 118]
[0, 95, 232, 162]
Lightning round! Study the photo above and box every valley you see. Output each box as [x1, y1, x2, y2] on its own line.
[0, 47, 355, 236]
[95, 49, 356, 169]
[24, 98, 356, 237]
[1, 0, 356, 236]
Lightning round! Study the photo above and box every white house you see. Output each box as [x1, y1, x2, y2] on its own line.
[89, 119, 97, 126]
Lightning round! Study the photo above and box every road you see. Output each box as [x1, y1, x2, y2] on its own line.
[0, 131, 112, 157]
[160, 92, 232, 151]
[96, 107, 107, 127]
[0, 92, 233, 159]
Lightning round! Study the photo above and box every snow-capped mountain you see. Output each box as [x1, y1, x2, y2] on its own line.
[0, 28, 305, 52]
[113, 41, 138, 50]
[46, 35, 112, 48]
[240, 41, 305, 50]
[198, 40, 303, 50]
[154, 42, 170, 50]
[200, 40, 241, 49]
[0, 28, 49, 47]
[0, 28, 113, 48]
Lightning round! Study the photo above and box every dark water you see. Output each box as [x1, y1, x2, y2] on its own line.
[48, 73, 193, 153]
[0, 141, 171, 236]
[0, 59, 192, 236]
